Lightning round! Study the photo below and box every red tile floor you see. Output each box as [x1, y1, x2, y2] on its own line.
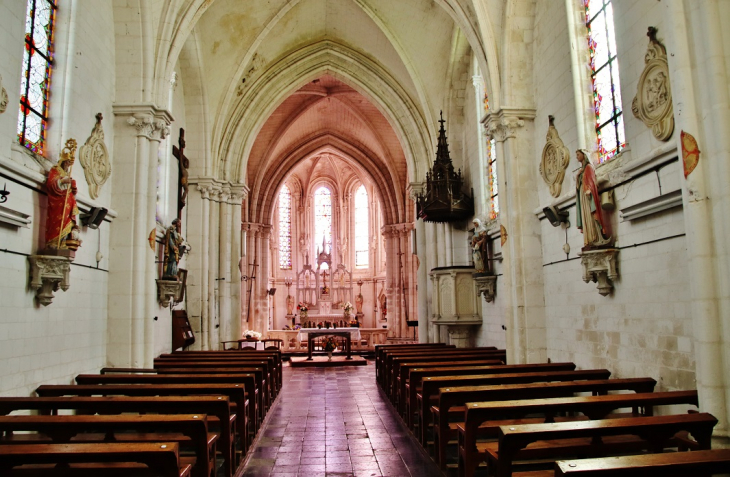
[240, 362, 444, 477]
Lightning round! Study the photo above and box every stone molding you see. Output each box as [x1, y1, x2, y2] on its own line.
[407, 182, 424, 200]
[191, 177, 248, 204]
[78, 113, 111, 200]
[0, 74, 8, 114]
[632, 27, 674, 141]
[29, 255, 71, 306]
[539, 115, 571, 198]
[382, 223, 414, 237]
[579, 248, 619, 296]
[482, 108, 535, 142]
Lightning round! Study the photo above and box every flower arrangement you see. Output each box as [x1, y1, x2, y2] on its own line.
[343, 301, 354, 314]
[243, 330, 262, 340]
[298, 301, 308, 318]
[322, 336, 338, 352]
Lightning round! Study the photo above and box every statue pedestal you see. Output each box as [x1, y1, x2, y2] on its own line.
[29, 254, 72, 306]
[579, 248, 619, 296]
[286, 314, 296, 326]
[156, 279, 183, 307]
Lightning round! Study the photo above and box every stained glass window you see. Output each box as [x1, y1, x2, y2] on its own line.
[278, 185, 292, 270]
[354, 185, 369, 268]
[18, 0, 57, 155]
[314, 186, 332, 250]
[585, 0, 625, 162]
[487, 138, 499, 219]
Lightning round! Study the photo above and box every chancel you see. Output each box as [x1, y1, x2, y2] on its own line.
[2, 0, 730, 475]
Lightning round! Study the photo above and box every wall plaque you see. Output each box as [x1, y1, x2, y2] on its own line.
[539, 115, 571, 197]
[632, 27, 674, 141]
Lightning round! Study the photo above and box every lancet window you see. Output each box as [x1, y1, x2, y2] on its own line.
[17, 0, 57, 155]
[585, 0, 625, 162]
[278, 184, 292, 270]
[314, 186, 332, 255]
[354, 185, 369, 268]
[487, 138, 499, 219]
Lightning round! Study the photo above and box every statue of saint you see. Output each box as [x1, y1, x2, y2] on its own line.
[355, 293, 364, 314]
[286, 294, 295, 315]
[163, 218, 185, 279]
[575, 149, 612, 248]
[471, 218, 488, 273]
[45, 139, 81, 251]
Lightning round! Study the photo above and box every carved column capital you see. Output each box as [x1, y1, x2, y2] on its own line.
[228, 183, 249, 204]
[407, 182, 424, 200]
[113, 103, 174, 140]
[483, 108, 535, 143]
[219, 186, 231, 204]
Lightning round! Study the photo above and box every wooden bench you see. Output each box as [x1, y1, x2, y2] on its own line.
[0, 395, 237, 477]
[404, 362, 577, 428]
[0, 441, 190, 476]
[74, 373, 262, 433]
[375, 344, 454, 386]
[37, 382, 252, 454]
[485, 412, 718, 477]
[153, 363, 273, 410]
[384, 349, 506, 398]
[418, 369, 613, 446]
[430, 377, 657, 469]
[0, 414, 214, 477]
[555, 448, 730, 476]
[458, 390, 700, 477]
[155, 354, 282, 394]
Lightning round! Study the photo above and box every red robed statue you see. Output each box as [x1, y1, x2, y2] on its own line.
[45, 139, 81, 251]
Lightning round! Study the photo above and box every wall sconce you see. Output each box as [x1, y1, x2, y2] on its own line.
[80, 207, 108, 229]
[0, 183, 9, 203]
[543, 205, 569, 227]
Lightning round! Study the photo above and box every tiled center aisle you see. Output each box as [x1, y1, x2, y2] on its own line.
[241, 362, 444, 477]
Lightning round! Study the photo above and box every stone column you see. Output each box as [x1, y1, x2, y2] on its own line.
[218, 187, 232, 344]
[229, 184, 248, 341]
[109, 104, 171, 367]
[409, 183, 430, 342]
[484, 108, 545, 365]
[258, 225, 272, 334]
[664, 0, 730, 440]
[207, 186, 221, 349]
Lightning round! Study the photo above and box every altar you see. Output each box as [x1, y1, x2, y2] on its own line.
[297, 328, 361, 360]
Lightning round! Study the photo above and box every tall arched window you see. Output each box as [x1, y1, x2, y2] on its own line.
[278, 185, 292, 270]
[314, 186, 332, 256]
[354, 185, 369, 268]
[487, 137, 499, 219]
[18, 0, 57, 155]
[585, 0, 625, 162]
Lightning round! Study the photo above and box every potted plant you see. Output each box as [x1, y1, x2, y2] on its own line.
[322, 336, 338, 361]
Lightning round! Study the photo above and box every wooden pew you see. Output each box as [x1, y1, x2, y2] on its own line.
[430, 377, 657, 468]
[458, 390, 700, 477]
[555, 448, 730, 476]
[74, 373, 262, 432]
[404, 362, 577, 427]
[155, 353, 282, 393]
[0, 395, 237, 477]
[37, 382, 252, 451]
[385, 349, 506, 399]
[375, 344, 453, 386]
[486, 412, 718, 477]
[0, 441, 190, 477]
[153, 363, 273, 409]
[0, 414, 214, 477]
[419, 369, 613, 446]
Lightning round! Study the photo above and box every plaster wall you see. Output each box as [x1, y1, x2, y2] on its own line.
[533, 0, 694, 391]
[0, 0, 115, 395]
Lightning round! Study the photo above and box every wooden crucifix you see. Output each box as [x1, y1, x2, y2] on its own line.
[172, 128, 189, 221]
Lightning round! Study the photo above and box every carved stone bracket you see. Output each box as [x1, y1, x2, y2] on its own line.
[0, 74, 8, 114]
[79, 113, 111, 199]
[29, 255, 72, 306]
[579, 248, 619, 296]
[156, 279, 183, 307]
[474, 274, 497, 303]
[540, 115, 571, 197]
[632, 27, 674, 141]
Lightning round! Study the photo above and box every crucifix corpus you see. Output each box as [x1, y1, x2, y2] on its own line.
[172, 127, 189, 221]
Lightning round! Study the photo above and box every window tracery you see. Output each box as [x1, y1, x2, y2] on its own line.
[314, 186, 332, 250]
[585, 0, 625, 162]
[278, 185, 292, 269]
[354, 185, 369, 268]
[18, 0, 57, 155]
